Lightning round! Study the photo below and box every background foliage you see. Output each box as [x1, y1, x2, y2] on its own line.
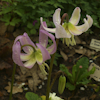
[0, 0, 100, 35]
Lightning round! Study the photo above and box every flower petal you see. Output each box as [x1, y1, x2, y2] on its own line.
[68, 22, 83, 35]
[12, 41, 24, 67]
[53, 8, 61, 27]
[20, 33, 36, 53]
[75, 18, 89, 32]
[23, 57, 36, 69]
[86, 15, 93, 28]
[39, 22, 48, 47]
[36, 43, 51, 64]
[35, 49, 43, 63]
[40, 29, 56, 54]
[20, 53, 33, 61]
[40, 17, 56, 33]
[69, 7, 81, 25]
[56, 23, 71, 38]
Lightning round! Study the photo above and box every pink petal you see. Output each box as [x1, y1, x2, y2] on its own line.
[69, 7, 81, 25]
[20, 33, 36, 53]
[39, 22, 48, 47]
[12, 41, 24, 67]
[53, 8, 61, 27]
[40, 29, 57, 54]
[36, 43, 51, 65]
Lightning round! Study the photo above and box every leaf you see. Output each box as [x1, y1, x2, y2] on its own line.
[66, 82, 76, 91]
[27, 22, 33, 29]
[25, 92, 42, 100]
[10, 18, 21, 26]
[76, 78, 90, 85]
[77, 66, 95, 82]
[60, 64, 72, 79]
[30, 29, 37, 35]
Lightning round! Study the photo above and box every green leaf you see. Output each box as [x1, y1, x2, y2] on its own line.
[24, 3, 35, 9]
[27, 22, 33, 29]
[76, 78, 90, 85]
[66, 82, 76, 91]
[25, 92, 42, 100]
[77, 66, 95, 82]
[10, 18, 21, 26]
[60, 64, 72, 79]
[30, 28, 37, 35]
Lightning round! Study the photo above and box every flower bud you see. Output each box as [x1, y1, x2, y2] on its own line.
[58, 75, 66, 94]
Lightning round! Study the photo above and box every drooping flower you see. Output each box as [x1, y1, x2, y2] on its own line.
[40, 7, 93, 46]
[12, 22, 56, 75]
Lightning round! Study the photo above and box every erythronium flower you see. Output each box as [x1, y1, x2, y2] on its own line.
[40, 7, 93, 46]
[12, 22, 56, 75]
[41, 93, 64, 100]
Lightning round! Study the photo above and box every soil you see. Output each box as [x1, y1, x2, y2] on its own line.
[0, 26, 100, 100]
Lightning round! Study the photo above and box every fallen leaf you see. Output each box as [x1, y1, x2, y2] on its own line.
[60, 50, 68, 61]
[80, 97, 88, 100]
[0, 91, 3, 97]
[0, 61, 11, 70]
[5, 82, 23, 94]
[89, 94, 97, 100]
[75, 48, 95, 57]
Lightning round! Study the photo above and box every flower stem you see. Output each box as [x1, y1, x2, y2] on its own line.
[46, 39, 59, 100]
[9, 63, 16, 100]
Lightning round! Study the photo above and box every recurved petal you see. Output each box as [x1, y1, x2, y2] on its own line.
[55, 23, 71, 38]
[39, 22, 48, 47]
[40, 29, 56, 54]
[86, 15, 93, 28]
[75, 18, 89, 32]
[20, 33, 36, 53]
[12, 41, 24, 67]
[36, 43, 51, 64]
[69, 7, 81, 25]
[68, 22, 83, 35]
[53, 8, 61, 27]
[40, 17, 56, 33]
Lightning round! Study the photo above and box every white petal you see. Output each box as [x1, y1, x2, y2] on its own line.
[69, 7, 81, 25]
[24, 58, 36, 69]
[53, 8, 61, 27]
[40, 17, 56, 33]
[86, 15, 93, 28]
[56, 23, 71, 38]
[75, 18, 89, 32]
[20, 53, 32, 61]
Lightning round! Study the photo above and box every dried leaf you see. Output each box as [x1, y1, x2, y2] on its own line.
[60, 50, 68, 61]
[0, 61, 11, 70]
[80, 97, 88, 100]
[5, 82, 23, 94]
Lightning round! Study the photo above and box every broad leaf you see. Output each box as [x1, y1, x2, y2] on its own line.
[25, 92, 42, 100]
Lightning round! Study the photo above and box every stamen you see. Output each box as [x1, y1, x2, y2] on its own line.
[39, 63, 49, 75]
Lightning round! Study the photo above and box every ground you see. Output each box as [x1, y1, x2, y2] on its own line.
[0, 25, 100, 100]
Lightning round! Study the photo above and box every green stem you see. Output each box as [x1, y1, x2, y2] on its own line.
[50, 71, 62, 90]
[46, 39, 59, 100]
[9, 63, 16, 100]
